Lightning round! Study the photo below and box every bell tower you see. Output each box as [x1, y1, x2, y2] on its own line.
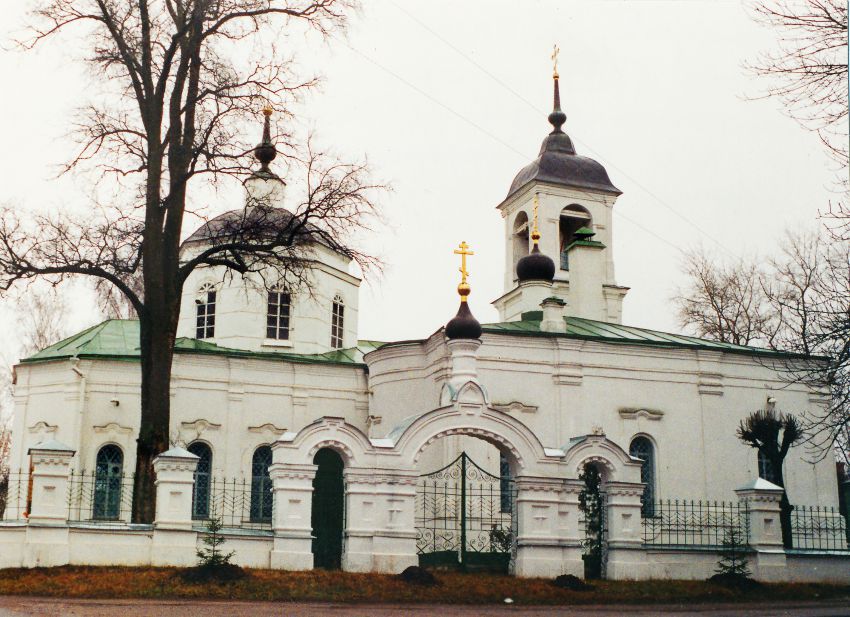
[492, 49, 629, 324]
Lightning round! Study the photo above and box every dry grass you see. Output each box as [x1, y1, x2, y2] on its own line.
[0, 566, 847, 606]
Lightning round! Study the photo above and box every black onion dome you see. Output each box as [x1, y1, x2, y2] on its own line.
[445, 301, 482, 340]
[516, 244, 555, 282]
[254, 108, 277, 171]
[506, 77, 620, 199]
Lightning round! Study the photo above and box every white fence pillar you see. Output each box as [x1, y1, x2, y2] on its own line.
[735, 478, 786, 581]
[343, 467, 418, 573]
[152, 447, 199, 530]
[604, 480, 647, 580]
[151, 447, 199, 567]
[269, 462, 317, 570]
[513, 475, 578, 578]
[23, 440, 75, 568]
[27, 440, 75, 524]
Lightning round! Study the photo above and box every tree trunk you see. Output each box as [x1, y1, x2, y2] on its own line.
[131, 310, 178, 523]
[773, 462, 793, 549]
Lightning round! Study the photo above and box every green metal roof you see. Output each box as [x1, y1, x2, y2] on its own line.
[22, 320, 383, 367]
[482, 313, 813, 360]
[22, 313, 815, 369]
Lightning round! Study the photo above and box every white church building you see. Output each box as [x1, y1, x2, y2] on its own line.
[1, 70, 847, 581]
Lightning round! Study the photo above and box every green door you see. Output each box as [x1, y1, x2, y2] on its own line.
[311, 448, 344, 569]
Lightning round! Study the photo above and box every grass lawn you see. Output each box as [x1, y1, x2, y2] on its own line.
[0, 566, 848, 605]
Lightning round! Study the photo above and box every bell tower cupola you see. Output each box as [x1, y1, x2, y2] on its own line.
[492, 47, 628, 324]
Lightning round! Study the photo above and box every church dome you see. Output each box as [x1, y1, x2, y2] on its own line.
[516, 244, 555, 282]
[506, 77, 621, 199]
[445, 301, 482, 340]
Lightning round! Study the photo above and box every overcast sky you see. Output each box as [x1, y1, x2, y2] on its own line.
[0, 0, 839, 354]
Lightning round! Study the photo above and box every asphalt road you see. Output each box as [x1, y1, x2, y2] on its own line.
[0, 598, 848, 617]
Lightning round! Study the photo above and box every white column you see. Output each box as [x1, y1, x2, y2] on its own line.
[151, 447, 200, 567]
[603, 481, 647, 580]
[152, 447, 199, 530]
[343, 467, 418, 573]
[540, 297, 567, 333]
[27, 440, 75, 524]
[513, 475, 578, 578]
[24, 440, 75, 568]
[269, 462, 317, 570]
[446, 338, 482, 391]
[735, 478, 786, 581]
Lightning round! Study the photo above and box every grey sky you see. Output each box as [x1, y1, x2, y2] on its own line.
[0, 0, 838, 352]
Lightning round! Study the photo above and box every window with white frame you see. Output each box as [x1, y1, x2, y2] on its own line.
[331, 295, 344, 349]
[629, 436, 656, 517]
[266, 289, 291, 340]
[196, 283, 216, 339]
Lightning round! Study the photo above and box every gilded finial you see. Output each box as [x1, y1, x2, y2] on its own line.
[262, 104, 273, 117]
[531, 193, 541, 246]
[551, 44, 560, 79]
[453, 241, 474, 302]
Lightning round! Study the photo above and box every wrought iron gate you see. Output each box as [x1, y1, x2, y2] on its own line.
[416, 452, 516, 572]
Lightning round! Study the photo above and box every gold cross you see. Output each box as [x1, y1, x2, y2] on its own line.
[532, 193, 541, 244]
[551, 44, 560, 79]
[454, 241, 474, 285]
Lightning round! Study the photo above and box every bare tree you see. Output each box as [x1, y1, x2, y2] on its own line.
[675, 231, 850, 467]
[747, 0, 849, 166]
[94, 274, 144, 320]
[737, 408, 804, 547]
[747, 1, 849, 238]
[0, 0, 381, 523]
[14, 285, 70, 357]
[673, 249, 774, 346]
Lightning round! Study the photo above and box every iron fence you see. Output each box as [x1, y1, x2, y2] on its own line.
[790, 505, 849, 552]
[0, 471, 28, 522]
[641, 499, 750, 549]
[67, 471, 134, 525]
[193, 477, 273, 532]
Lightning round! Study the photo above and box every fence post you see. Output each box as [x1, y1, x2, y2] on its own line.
[27, 440, 75, 525]
[268, 460, 317, 570]
[22, 440, 75, 568]
[735, 478, 786, 581]
[152, 447, 199, 530]
[603, 481, 646, 580]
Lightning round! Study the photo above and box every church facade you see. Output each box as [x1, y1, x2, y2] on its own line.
[2, 72, 847, 581]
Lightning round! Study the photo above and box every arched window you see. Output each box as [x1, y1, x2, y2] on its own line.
[758, 450, 778, 484]
[629, 436, 656, 517]
[512, 211, 530, 274]
[267, 288, 292, 340]
[195, 283, 217, 339]
[93, 445, 123, 520]
[331, 295, 344, 349]
[188, 442, 212, 520]
[250, 445, 273, 523]
[559, 205, 592, 270]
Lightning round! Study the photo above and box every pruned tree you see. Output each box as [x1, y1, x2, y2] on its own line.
[675, 231, 850, 468]
[0, 0, 381, 523]
[737, 408, 804, 547]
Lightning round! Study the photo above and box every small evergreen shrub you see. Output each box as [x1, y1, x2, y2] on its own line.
[709, 527, 759, 589]
[180, 517, 245, 583]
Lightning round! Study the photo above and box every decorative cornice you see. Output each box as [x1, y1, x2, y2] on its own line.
[618, 407, 664, 421]
[492, 401, 538, 414]
[181, 419, 222, 433]
[248, 423, 287, 438]
[553, 364, 583, 386]
[698, 372, 724, 396]
[93, 422, 134, 435]
[27, 421, 58, 435]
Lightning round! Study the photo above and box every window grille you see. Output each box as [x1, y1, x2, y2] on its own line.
[188, 442, 212, 520]
[331, 295, 344, 349]
[266, 290, 291, 340]
[250, 446, 273, 523]
[196, 283, 216, 339]
[758, 451, 778, 484]
[93, 445, 124, 520]
[629, 436, 656, 517]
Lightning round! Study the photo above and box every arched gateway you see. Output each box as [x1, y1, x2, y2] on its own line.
[268, 377, 643, 577]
